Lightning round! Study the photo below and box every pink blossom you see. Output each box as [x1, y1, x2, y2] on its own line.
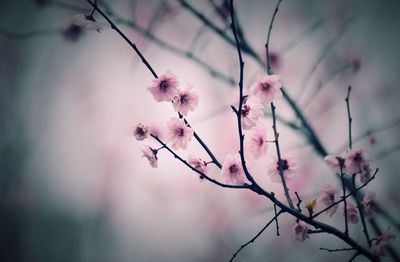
[370, 228, 396, 257]
[133, 123, 149, 141]
[345, 149, 369, 174]
[148, 123, 164, 140]
[250, 74, 282, 103]
[343, 202, 358, 224]
[267, 154, 299, 183]
[359, 162, 372, 184]
[241, 96, 264, 130]
[187, 155, 209, 175]
[292, 221, 309, 241]
[172, 84, 199, 116]
[166, 117, 193, 150]
[363, 191, 378, 219]
[221, 154, 245, 184]
[319, 184, 338, 217]
[147, 71, 179, 102]
[324, 154, 346, 173]
[246, 122, 268, 159]
[141, 145, 158, 168]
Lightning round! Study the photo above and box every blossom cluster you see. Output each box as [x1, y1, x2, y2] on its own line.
[133, 72, 199, 167]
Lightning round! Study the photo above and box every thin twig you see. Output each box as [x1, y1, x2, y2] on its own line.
[348, 252, 360, 262]
[352, 174, 371, 246]
[320, 247, 355, 252]
[265, 0, 294, 209]
[295, 191, 302, 213]
[265, 0, 283, 73]
[229, 0, 257, 185]
[273, 203, 280, 235]
[229, 210, 284, 262]
[151, 134, 247, 189]
[345, 86, 353, 149]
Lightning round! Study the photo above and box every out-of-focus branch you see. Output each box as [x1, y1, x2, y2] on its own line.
[298, 17, 354, 105]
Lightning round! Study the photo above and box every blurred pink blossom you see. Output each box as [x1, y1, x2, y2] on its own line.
[172, 84, 199, 116]
[166, 117, 193, 150]
[343, 202, 358, 224]
[221, 154, 245, 184]
[241, 96, 263, 130]
[250, 74, 282, 104]
[324, 154, 346, 173]
[363, 191, 378, 219]
[345, 149, 369, 174]
[187, 155, 209, 175]
[370, 228, 396, 257]
[133, 123, 149, 141]
[141, 145, 158, 168]
[319, 184, 338, 217]
[293, 221, 309, 241]
[267, 154, 299, 183]
[246, 122, 268, 159]
[147, 71, 179, 102]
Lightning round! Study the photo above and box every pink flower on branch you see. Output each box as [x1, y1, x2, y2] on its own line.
[250, 74, 282, 104]
[166, 117, 193, 150]
[172, 84, 199, 116]
[343, 202, 359, 224]
[370, 228, 396, 257]
[324, 154, 346, 173]
[147, 71, 179, 102]
[240, 96, 264, 130]
[319, 184, 339, 217]
[221, 154, 245, 184]
[246, 122, 268, 159]
[141, 145, 158, 168]
[187, 155, 209, 175]
[363, 191, 378, 219]
[293, 221, 309, 241]
[267, 154, 299, 183]
[345, 149, 369, 174]
[133, 123, 149, 141]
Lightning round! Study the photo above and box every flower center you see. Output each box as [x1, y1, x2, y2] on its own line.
[229, 164, 239, 174]
[174, 127, 184, 137]
[159, 80, 169, 91]
[136, 127, 145, 136]
[353, 152, 363, 163]
[261, 82, 271, 91]
[277, 159, 289, 171]
[180, 94, 189, 104]
[241, 104, 250, 117]
[258, 137, 264, 146]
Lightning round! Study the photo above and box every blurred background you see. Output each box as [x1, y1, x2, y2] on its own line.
[1, 0, 400, 261]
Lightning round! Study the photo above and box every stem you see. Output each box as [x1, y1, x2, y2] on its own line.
[264, 0, 294, 209]
[150, 134, 247, 189]
[320, 247, 355, 252]
[340, 163, 349, 236]
[265, 0, 283, 73]
[270, 103, 294, 209]
[229, 0, 257, 185]
[230, 210, 284, 262]
[352, 174, 371, 246]
[345, 86, 353, 149]
[273, 203, 280, 235]
[85, 0, 158, 78]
